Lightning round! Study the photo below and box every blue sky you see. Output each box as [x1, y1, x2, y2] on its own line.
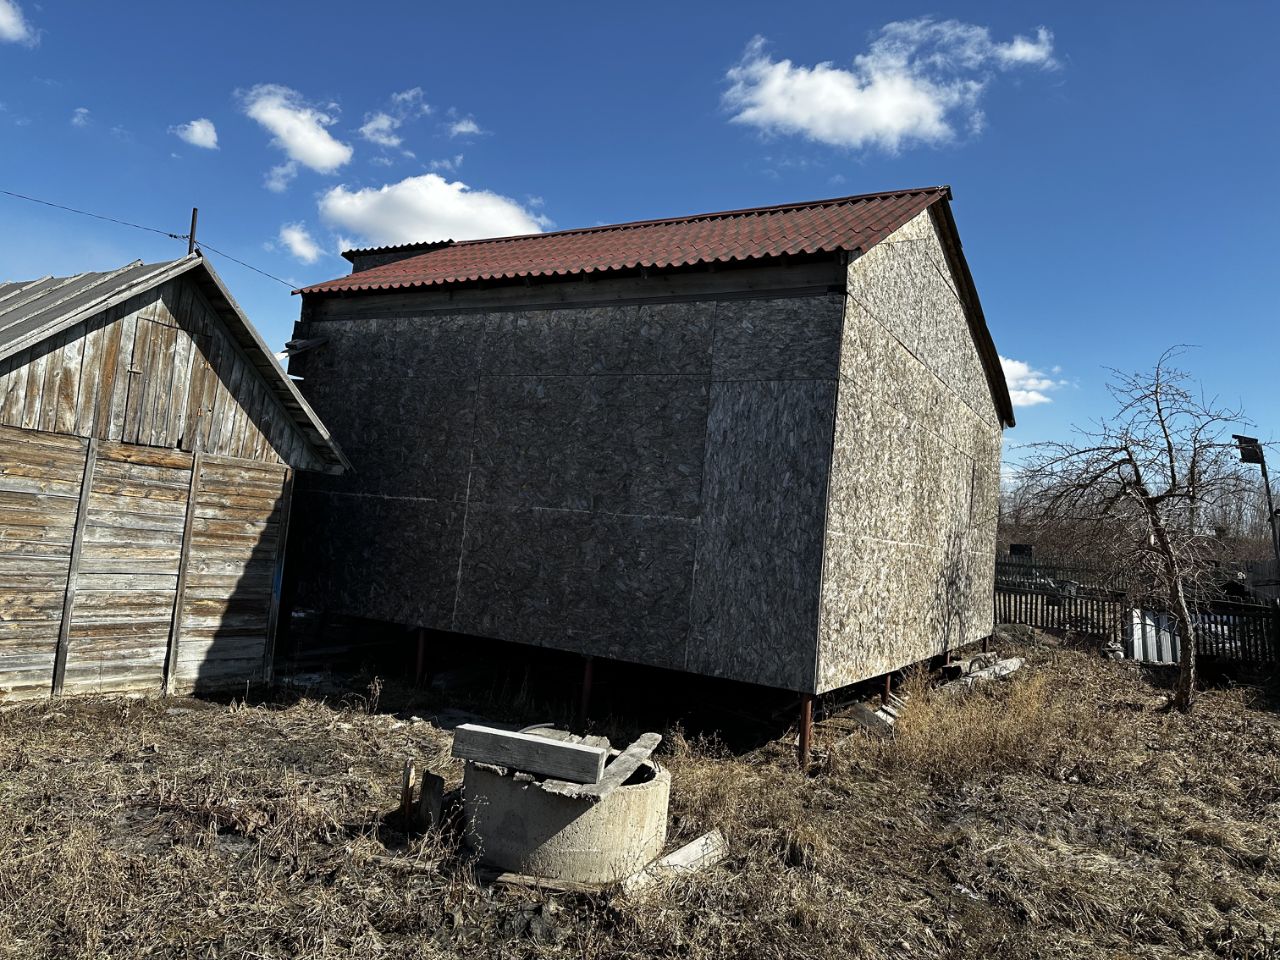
[1, 2, 1277, 453]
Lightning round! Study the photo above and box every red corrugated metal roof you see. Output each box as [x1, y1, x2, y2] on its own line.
[298, 186, 950, 295]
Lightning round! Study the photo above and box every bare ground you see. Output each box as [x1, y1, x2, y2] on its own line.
[2, 632, 1279, 959]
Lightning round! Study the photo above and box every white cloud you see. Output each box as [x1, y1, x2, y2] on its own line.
[359, 88, 433, 153]
[70, 107, 90, 127]
[264, 161, 298, 193]
[318, 173, 546, 245]
[391, 87, 431, 115]
[240, 83, 353, 176]
[0, 0, 35, 44]
[449, 117, 481, 137]
[724, 20, 1056, 152]
[359, 111, 401, 148]
[279, 222, 322, 264]
[428, 153, 464, 173]
[170, 117, 218, 149]
[1000, 355, 1069, 408]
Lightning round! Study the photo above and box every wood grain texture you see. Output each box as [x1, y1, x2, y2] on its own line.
[451, 723, 607, 783]
[0, 428, 87, 700]
[815, 210, 1002, 692]
[0, 277, 321, 470]
[687, 380, 835, 691]
[290, 274, 840, 689]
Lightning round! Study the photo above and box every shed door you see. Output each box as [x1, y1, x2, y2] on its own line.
[61, 443, 194, 694]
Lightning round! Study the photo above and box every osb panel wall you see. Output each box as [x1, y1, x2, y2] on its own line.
[291, 290, 845, 689]
[816, 209, 1002, 692]
[0, 279, 318, 469]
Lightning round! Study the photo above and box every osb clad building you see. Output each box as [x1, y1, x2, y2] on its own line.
[288, 186, 1014, 698]
[0, 255, 345, 700]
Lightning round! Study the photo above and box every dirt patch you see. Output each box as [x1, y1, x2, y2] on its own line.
[1, 639, 1278, 959]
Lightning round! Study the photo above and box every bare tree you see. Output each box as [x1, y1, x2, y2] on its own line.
[1014, 350, 1249, 710]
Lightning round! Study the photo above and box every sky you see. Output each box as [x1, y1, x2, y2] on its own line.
[1, 2, 1277, 456]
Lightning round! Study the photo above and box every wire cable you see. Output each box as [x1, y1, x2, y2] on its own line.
[2, 187, 296, 289]
[195, 242, 294, 288]
[0, 188, 187, 240]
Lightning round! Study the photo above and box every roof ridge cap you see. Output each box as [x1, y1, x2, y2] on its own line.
[338, 185, 950, 259]
[450, 185, 949, 249]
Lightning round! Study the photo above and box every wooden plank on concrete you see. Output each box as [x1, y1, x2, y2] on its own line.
[585, 732, 662, 799]
[451, 723, 607, 784]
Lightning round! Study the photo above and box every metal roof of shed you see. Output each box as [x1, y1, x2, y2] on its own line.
[0, 255, 348, 472]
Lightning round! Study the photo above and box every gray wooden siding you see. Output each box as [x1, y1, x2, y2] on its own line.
[0, 427, 288, 700]
[292, 273, 846, 690]
[0, 425, 85, 698]
[172, 456, 288, 693]
[816, 209, 1002, 692]
[0, 276, 319, 470]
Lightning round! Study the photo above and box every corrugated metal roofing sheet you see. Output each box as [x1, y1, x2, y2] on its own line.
[0, 260, 176, 358]
[300, 186, 949, 295]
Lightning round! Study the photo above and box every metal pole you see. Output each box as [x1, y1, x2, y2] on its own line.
[797, 693, 813, 771]
[188, 207, 199, 255]
[1259, 453, 1280, 575]
[577, 655, 594, 731]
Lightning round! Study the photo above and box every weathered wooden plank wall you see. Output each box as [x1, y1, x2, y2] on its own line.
[171, 456, 287, 693]
[0, 426, 288, 699]
[61, 443, 192, 695]
[0, 277, 315, 470]
[0, 424, 86, 698]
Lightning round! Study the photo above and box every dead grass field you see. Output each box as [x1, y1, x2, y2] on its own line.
[2, 632, 1279, 959]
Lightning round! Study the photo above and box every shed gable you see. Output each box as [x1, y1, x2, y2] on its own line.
[0, 275, 324, 469]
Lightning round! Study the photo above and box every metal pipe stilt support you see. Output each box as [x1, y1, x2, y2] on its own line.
[577, 655, 594, 731]
[797, 693, 814, 771]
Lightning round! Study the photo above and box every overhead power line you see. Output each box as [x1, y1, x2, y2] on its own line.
[195, 241, 293, 288]
[1, 188, 187, 240]
[1, 188, 296, 289]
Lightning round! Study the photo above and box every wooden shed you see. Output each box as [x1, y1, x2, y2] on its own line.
[287, 186, 1013, 703]
[0, 254, 346, 700]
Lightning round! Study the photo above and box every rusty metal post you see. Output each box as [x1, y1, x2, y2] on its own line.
[577, 655, 594, 730]
[882, 672, 892, 706]
[797, 693, 814, 771]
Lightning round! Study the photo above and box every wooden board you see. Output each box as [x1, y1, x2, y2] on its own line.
[451, 724, 608, 784]
[170, 455, 287, 693]
[59, 443, 191, 696]
[0, 276, 323, 470]
[0, 428, 87, 700]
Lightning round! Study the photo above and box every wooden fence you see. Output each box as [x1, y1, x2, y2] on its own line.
[994, 588, 1125, 640]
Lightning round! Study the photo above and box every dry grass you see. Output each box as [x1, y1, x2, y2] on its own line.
[2, 637, 1279, 959]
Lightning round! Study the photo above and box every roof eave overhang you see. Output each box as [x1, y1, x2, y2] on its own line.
[927, 199, 1016, 429]
[294, 248, 849, 299]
